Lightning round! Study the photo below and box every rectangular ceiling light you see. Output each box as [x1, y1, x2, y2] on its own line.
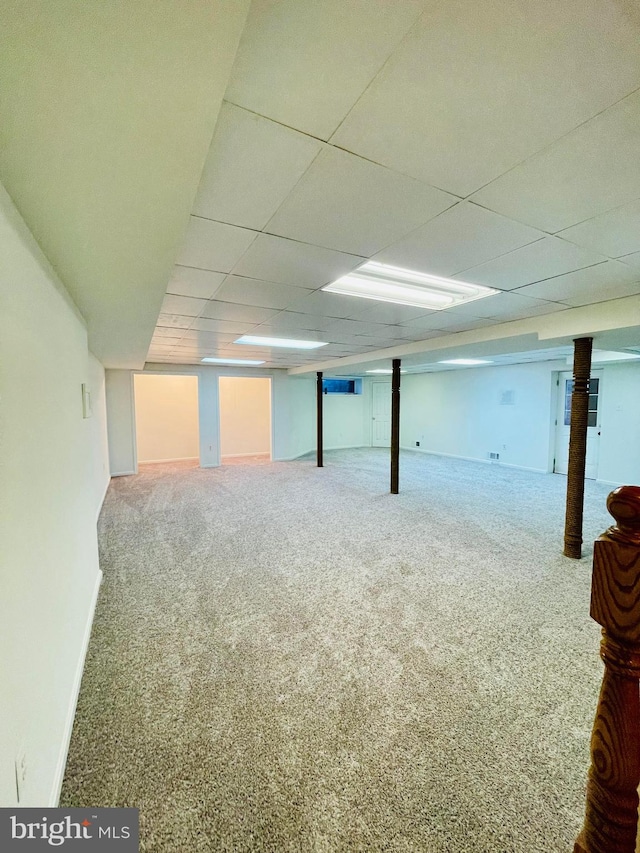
[201, 357, 265, 365]
[234, 335, 328, 349]
[366, 369, 406, 374]
[323, 261, 498, 310]
[438, 358, 493, 365]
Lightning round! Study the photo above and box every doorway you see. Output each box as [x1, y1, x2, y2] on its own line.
[371, 382, 392, 447]
[554, 370, 603, 479]
[134, 373, 200, 465]
[218, 376, 272, 463]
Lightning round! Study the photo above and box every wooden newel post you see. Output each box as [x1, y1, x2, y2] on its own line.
[575, 485, 640, 853]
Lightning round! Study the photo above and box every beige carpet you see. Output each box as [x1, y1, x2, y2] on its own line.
[61, 449, 613, 851]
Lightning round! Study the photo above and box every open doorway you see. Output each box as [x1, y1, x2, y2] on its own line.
[134, 374, 200, 467]
[219, 377, 272, 464]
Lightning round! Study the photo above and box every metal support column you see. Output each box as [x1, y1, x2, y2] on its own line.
[316, 371, 323, 468]
[390, 359, 401, 494]
[564, 337, 593, 558]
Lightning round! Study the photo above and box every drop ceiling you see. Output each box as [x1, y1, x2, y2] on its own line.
[8, 2, 636, 374]
[147, 0, 640, 374]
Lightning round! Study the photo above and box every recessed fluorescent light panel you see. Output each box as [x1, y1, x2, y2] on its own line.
[366, 369, 406, 374]
[201, 357, 265, 365]
[438, 358, 493, 365]
[323, 261, 498, 310]
[234, 335, 328, 349]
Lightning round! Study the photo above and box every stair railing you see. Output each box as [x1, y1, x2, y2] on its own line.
[575, 485, 640, 853]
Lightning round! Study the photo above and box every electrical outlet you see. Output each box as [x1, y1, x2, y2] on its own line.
[415, 441, 420, 447]
[15, 748, 27, 803]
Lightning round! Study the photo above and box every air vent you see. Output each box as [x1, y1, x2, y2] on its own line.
[489, 452, 500, 460]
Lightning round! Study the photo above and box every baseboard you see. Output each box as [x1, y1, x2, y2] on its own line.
[49, 569, 103, 806]
[137, 456, 199, 464]
[96, 475, 110, 522]
[596, 478, 626, 487]
[110, 469, 135, 477]
[400, 445, 548, 474]
[221, 452, 270, 459]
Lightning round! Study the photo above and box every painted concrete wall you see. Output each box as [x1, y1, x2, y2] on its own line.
[134, 374, 199, 463]
[219, 377, 271, 457]
[0, 183, 104, 806]
[400, 362, 564, 473]
[399, 359, 640, 484]
[597, 361, 640, 485]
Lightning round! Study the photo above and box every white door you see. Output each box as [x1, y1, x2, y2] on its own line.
[554, 370, 602, 479]
[371, 382, 392, 447]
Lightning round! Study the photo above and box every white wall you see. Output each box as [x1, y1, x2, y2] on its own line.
[0, 183, 103, 806]
[323, 391, 368, 449]
[219, 377, 271, 457]
[88, 352, 110, 515]
[400, 362, 563, 472]
[105, 367, 317, 472]
[105, 370, 137, 475]
[597, 361, 640, 485]
[134, 374, 199, 463]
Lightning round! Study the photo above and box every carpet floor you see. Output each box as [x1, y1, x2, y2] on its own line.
[61, 449, 615, 852]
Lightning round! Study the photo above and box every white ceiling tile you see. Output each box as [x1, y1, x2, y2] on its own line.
[175, 217, 257, 272]
[252, 311, 338, 333]
[461, 291, 563, 321]
[286, 289, 372, 319]
[156, 313, 196, 330]
[454, 236, 606, 290]
[166, 266, 227, 300]
[199, 302, 279, 324]
[325, 318, 402, 337]
[225, 0, 425, 139]
[265, 146, 457, 256]
[187, 317, 255, 335]
[214, 276, 313, 310]
[232, 233, 366, 288]
[332, 0, 640, 196]
[620, 251, 640, 272]
[472, 90, 640, 231]
[373, 202, 544, 275]
[558, 199, 640, 258]
[160, 294, 208, 317]
[514, 261, 640, 306]
[192, 102, 323, 229]
[348, 301, 435, 324]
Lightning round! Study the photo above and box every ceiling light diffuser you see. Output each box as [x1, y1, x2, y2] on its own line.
[323, 261, 498, 310]
[201, 357, 265, 365]
[438, 358, 493, 365]
[366, 369, 406, 374]
[234, 335, 328, 349]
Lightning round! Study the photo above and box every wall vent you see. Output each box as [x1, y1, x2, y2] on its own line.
[499, 389, 515, 405]
[489, 452, 500, 460]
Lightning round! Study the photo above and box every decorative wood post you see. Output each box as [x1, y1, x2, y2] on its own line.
[390, 358, 401, 494]
[564, 336, 593, 558]
[574, 485, 640, 853]
[316, 371, 323, 468]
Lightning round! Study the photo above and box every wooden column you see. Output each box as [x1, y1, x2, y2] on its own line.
[316, 371, 323, 468]
[575, 485, 640, 853]
[564, 336, 593, 558]
[390, 358, 401, 494]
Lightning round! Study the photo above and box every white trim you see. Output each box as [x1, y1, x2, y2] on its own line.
[137, 456, 199, 464]
[274, 444, 368, 461]
[596, 478, 626, 487]
[400, 445, 547, 474]
[49, 569, 103, 806]
[110, 469, 135, 477]
[221, 452, 270, 459]
[96, 476, 110, 522]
